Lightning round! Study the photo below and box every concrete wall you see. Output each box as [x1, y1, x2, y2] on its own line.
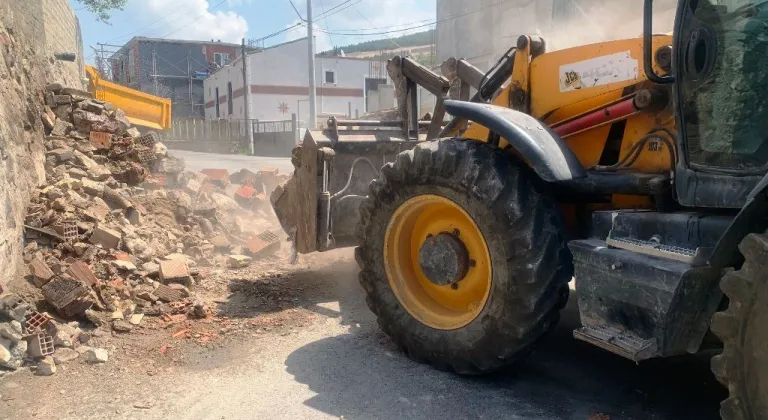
[0, 0, 84, 290]
[204, 38, 383, 124]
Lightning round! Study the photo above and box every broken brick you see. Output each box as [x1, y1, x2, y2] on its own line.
[89, 226, 121, 249]
[135, 132, 158, 149]
[230, 168, 260, 186]
[28, 257, 55, 287]
[24, 312, 51, 335]
[58, 297, 93, 317]
[62, 221, 79, 243]
[26, 332, 55, 358]
[247, 231, 281, 257]
[42, 275, 89, 312]
[153, 284, 185, 302]
[258, 166, 279, 177]
[66, 261, 99, 287]
[209, 234, 230, 249]
[235, 185, 257, 199]
[201, 169, 230, 187]
[89, 131, 112, 150]
[159, 260, 190, 285]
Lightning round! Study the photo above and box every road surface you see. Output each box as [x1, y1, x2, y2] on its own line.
[170, 149, 294, 175]
[1, 249, 725, 420]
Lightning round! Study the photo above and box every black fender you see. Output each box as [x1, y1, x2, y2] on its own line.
[443, 100, 586, 182]
[710, 172, 768, 268]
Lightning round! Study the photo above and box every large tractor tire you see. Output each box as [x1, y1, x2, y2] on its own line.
[355, 139, 572, 374]
[711, 231, 768, 420]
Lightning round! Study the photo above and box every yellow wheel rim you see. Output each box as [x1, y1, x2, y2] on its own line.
[384, 194, 492, 330]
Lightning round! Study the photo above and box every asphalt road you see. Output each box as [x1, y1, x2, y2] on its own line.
[169, 149, 294, 175]
[2, 249, 726, 420]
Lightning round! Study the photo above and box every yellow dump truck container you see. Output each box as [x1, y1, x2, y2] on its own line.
[85, 65, 172, 131]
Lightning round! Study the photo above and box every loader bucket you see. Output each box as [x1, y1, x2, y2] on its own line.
[270, 119, 425, 254]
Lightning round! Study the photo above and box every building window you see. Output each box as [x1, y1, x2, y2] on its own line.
[215, 87, 220, 118]
[214, 52, 229, 67]
[325, 70, 336, 84]
[227, 82, 233, 115]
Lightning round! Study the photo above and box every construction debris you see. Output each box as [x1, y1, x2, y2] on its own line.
[0, 82, 289, 377]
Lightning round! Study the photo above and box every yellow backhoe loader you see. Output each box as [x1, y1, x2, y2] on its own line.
[272, 1, 768, 418]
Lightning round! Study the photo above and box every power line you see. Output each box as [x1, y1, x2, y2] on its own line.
[288, 0, 304, 20]
[319, 0, 334, 47]
[105, 0, 192, 43]
[315, 0, 357, 20]
[313, 0, 515, 36]
[159, 0, 228, 39]
[353, 6, 400, 50]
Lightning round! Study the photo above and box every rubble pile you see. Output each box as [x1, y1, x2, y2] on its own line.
[0, 84, 285, 376]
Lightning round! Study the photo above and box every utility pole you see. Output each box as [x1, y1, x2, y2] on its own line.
[152, 47, 158, 95]
[307, 0, 317, 129]
[242, 38, 254, 155]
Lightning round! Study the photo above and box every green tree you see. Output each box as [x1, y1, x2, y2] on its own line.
[77, 0, 128, 23]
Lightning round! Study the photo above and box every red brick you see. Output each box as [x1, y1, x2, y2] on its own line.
[66, 261, 99, 287]
[201, 169, 230, 185]
[247, 231, 281, 257]
[135, 132, 158, 148]
[28, 257, 55, 287]
[159, 260, 190, 284]
[235, 185, 256, 199]
[89, 131, 112, 150]
[153, 284, 185, 302]
[257, 166, 279, 177]
[144, 174, 168, 188]
[24, 312, 51, 335]
[59, 296, 93, 317]
[42, 275, 89, 311]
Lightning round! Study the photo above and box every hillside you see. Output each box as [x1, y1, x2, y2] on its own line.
[320, 29, 436, 66]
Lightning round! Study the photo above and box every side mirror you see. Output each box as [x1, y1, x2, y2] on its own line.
[644, 0, 675, 84]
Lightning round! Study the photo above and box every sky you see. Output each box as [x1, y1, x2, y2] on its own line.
[70, 0, 436, 64]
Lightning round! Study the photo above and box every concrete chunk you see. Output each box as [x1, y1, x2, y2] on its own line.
[89, 226, 121, 249]
[36, 356, 57, 376]
[86, 347, 109, 363]
[228, 254, 252, 268]
[50, 119, 73, 137]
[48, 148, 74, 162]
[53, 347, 80, 365]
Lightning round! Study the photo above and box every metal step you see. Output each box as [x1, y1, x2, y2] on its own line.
[573, 324, 659, 362]
[606, 234, 709, 265]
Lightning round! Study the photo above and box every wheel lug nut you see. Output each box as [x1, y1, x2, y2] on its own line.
[453, 228, 460, 237]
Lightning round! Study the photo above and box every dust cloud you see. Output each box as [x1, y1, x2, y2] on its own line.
[542, 2, 677, 52]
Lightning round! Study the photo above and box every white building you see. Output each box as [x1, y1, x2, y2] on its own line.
[203, 38, 390, 126]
